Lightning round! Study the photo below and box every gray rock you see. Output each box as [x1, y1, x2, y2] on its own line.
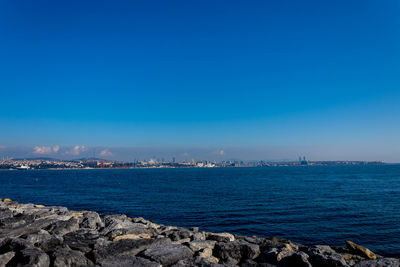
[214, 240, 260, 262]
[186, 240, 216, 252]
[260, 247, 294, 264]
[172, 256, 226, 267]
[37, 235, 63, 253]
[52, 247, 93, 267]
[63, 229, 100, 253]
[192, 232, 206, 241]
[307, 245, 349, 267]
[97, 254, 162, 267]
[354, 258, 399, 267]
[0, 217, 60, 239]
[0, 208, 13, 220]
[22, 230, 52, 245]
[13, 247, 50, 267]
[143, 244, 194, 266]
[0, 237, 32, 253]
[80, 211, 104, 230]
[281, 251, 312, 267]
[45, 217, 79, 236]
[0, 251, 15, 266]
[92, 238, 171, 263]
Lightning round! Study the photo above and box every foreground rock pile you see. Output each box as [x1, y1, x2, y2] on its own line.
[0, 199, 398, 267]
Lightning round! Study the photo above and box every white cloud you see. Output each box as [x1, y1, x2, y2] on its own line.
[33, 146, 60, 155]
[66, 145, 86, 156]
[33, 146, 52, 154]
[100, 149, 113, 157]
[219, 149, 225, 155]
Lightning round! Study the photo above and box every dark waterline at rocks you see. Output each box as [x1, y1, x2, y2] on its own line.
[0, 165, 400, 255]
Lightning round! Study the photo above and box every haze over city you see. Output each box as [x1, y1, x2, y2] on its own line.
[1, 0, 399, 162]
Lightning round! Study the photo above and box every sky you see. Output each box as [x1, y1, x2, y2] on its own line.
[0, 0, 399, 162]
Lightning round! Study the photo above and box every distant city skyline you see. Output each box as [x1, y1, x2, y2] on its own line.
[1, 1, 399, 162]
[0, 145, 398, 163]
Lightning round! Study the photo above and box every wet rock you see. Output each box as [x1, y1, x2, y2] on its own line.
[346, 241, 377, 260]
[307, 245, 349, 267]
[92, 237, 171, 263]
[63, 229, 100, 253]
[52, 247, 92, 267]
[80, 211, 104, 230]
[142, 244, 194, 266]
[354, 258, 399, 267]
[0, 251, 15, 266]
[207, 232, 235, 242]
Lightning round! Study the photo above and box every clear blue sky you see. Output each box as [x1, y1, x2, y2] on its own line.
[0, 0, 399, 161]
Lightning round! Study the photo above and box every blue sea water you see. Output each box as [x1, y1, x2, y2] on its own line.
[0, 165, 399, 255]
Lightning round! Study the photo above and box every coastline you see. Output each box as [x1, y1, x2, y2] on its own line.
[0, 198, 398, 267]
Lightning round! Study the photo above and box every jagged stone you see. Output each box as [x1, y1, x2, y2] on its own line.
[192, 231, 206, 241]
[63, 229, 100, 253]
[11, 247, 50, 267]
[97, 254, 162, 267]
[52, 247, 93, 267]
[213, 240, 260, 262]
[0, 237, 32, 253]
[354, 258, 399, 267]
[45, 217, 79, 236]
[80, 211, 104, 230]
[307, 245, 349, 267]
[207, 232, 235, 242]
[142, 243, 194, 266]
[0, 251, 15, 266]
[346, 241, 377, 260]
[172, 256, 225, 267]
[92, 237, 171, 263]
[186, 240, 216, 252]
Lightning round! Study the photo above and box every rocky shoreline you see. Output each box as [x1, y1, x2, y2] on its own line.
[0, 198, 398, 267]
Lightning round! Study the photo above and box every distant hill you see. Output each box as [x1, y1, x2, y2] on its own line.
[13, 157, 60, 161]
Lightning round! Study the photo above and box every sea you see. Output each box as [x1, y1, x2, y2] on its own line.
[0, 165, 399, 255]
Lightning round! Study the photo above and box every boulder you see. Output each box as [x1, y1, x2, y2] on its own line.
[185, 240, 216, 252]
[63, 229, 100, 253]
[172, 256, 226, 267]
[207, 232, 235, 242]
[92, 237, 171, 263]
[0, 251, 15, 266]
[45, 217, 79, 236]
[52, 247, 93, 267]
[80, 211, 104, 230]
[113, 233, 152, 241]
[213, 240, 260, 262]
[97, 254, 162, 267]
[354, 258, 399, 267]
[11, 247, 50, 267]
[345, 241, 377, 260]
[142, 244, 194, 266]
[307, 245, 349, 267]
